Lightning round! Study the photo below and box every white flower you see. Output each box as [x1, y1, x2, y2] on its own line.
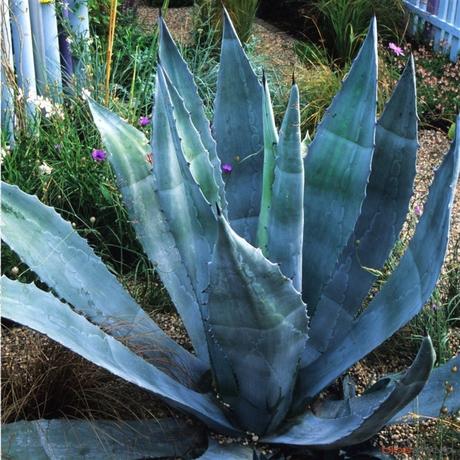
[0, 146, 10, 165]
[38, 162, 53, 175]
[81, 88, 91, 100]
[25, 95, 65, 119]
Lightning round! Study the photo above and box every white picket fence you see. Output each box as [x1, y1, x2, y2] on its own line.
[404, 0, 460, 61]
[1, 0, 90, 142]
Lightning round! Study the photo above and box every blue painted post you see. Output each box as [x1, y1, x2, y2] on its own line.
[10, 0, 38, 118]
[28, 0, 47, 94]
[1, 0, 15, 143]
[68, 0, 89, 37]
[59, 2, 74, 84]
[40, 0, 63, 101]
[68, 0, 90, 84]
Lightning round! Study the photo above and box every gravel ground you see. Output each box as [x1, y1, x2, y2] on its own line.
[2, 7, 459, 459]
[138, 6, 195, 43]
[137, 6, 299, 66]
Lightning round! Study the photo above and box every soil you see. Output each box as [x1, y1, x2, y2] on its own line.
[2, 6, 459, 459]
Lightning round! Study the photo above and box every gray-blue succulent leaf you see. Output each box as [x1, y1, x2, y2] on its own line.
[203, 211, 308, 435]
[213, 7, 264, 244]
[0, 181, 206, 386]
[1, 275, 238, 434]
[390, 353, 460, 423]
[1, 418, 206, 460]
[264, 337, 435, 448]
[196, 438, 254, 459]
[294, 116, 459, 409]
[302, 54, 418, 364]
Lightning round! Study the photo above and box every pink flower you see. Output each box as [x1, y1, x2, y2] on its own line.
[138, 116, 150, 127]
[221, 163, 232, 174]
[91, 149, 107, 162]
[414, 204, 422, 217]
[388, 42, 404, 56]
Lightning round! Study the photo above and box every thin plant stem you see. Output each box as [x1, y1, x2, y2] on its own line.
[105, 0, 118, 105]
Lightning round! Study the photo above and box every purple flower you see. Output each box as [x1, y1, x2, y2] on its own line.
[91, 149, 107, 162]
[138, 116, 150, 127]
[221, 163, 233, 174]
[388, 42, 404, 56]
[414, 204, 422, 217]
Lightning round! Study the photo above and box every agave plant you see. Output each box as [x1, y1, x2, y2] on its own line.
[2, 10, 459, 459]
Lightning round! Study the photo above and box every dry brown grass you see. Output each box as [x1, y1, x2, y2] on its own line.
[1, 324, 178, 425]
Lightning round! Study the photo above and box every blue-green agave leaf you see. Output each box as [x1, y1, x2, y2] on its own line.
[302, 18, 378, 312]
[256, 72, 279, 255]
[1, 277, 238, 434]
[161, 66, 224, 210]
[265, 338, 434, 448]
[303, 56, 418, 361]
[213, 8, 264, 243]
[158, 15, 225, 207]
[295, 118, 459, 404]
[197, 439, 254, 459]
[153, 65, 217, 300]
[390, 353, 460, 423]
[0, 181, 203, 384]
[203, 213, 308, 435]
[1, 418, 205, 459]
[88, 99, 210, 368]
[267, 82, 303, 291]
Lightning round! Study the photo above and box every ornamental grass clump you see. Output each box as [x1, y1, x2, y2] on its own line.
[1, 10, 459, 459]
